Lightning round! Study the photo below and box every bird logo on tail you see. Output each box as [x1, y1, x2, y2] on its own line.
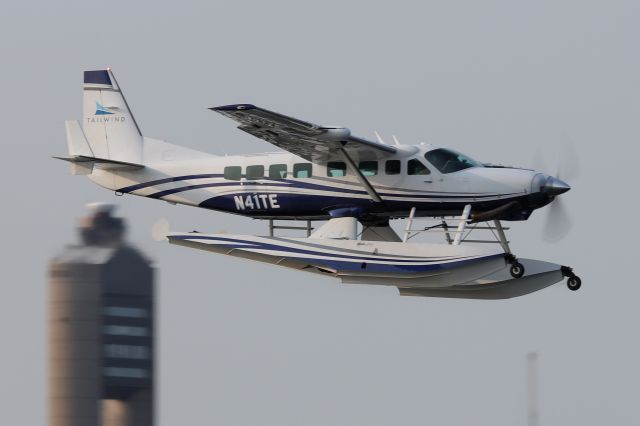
[95, 101, 119, 115]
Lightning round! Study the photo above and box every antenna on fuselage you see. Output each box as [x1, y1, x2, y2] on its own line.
[392, 135, 401, 146]
[373, 130, 386, 145]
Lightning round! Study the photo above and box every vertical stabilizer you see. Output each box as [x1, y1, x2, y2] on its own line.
[82, 69, 143, 164]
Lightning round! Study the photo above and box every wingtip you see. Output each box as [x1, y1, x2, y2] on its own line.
[210, 104, 257, 112]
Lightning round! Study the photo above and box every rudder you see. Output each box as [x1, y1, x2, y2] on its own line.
[82, 69, 143, 164]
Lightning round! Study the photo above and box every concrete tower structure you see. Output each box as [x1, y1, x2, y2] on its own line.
[49, 204, 155, 426]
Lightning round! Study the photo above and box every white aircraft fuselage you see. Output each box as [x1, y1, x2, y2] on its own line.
[87, 138, 554, 221]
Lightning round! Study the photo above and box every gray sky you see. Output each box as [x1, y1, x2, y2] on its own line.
[1, 1, 638, 424]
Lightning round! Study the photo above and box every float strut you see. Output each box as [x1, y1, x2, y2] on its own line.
[442, 217, 453, 245]
[453, 205, 471, 245]
[493, 220, 511, 254]
[403, 207, 417, 243]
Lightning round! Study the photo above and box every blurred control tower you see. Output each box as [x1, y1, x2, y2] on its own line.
[49, 204, 155, 426]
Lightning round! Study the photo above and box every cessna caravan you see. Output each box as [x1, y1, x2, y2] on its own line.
[57, 69, 581, 299]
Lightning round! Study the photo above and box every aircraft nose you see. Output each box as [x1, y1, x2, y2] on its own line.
[543, 176, 571, 196]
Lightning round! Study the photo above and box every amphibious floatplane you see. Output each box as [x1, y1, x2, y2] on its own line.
[167, 207, 581, 299]
[58, 69, 582, 298]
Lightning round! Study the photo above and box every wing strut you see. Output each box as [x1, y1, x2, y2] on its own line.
[338, 147, 383, 203]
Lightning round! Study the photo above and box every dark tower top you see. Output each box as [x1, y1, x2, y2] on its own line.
[79, 203, 126, 246]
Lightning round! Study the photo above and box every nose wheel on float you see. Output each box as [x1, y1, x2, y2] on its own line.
[505, 254, 525, 279]
[561, 266, 582, 291]
[505, 257, 582, 292]
[401, 205, 582, 292]
[494, 220, 582, 291]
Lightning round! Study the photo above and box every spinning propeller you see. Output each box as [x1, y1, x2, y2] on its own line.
[533, 141, 581, 242]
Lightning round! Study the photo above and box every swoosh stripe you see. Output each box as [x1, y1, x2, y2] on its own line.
[149, 182, 292, 199]
[149, 182, 520, 201]
[118, 173, 517, 198]
[118, 174, 222, 193]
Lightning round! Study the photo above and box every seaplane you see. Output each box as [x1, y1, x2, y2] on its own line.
[56, 69, 582, 299]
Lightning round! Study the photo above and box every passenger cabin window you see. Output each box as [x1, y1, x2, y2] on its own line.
[269, 164, 287, 178]
[359, 161, 378, 176]
[424, 148, 482, 174]
[246, 165, 264, 180]
[293, 163, 312, 178]
[385, 160, 401, 175]
[224, 166, 241, 181]
[327, 162, 347, 177]
[407, 159, 430, 175]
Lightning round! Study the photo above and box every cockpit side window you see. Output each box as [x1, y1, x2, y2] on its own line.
[424, 148, 481, 174]
[407, 158, 431, 175]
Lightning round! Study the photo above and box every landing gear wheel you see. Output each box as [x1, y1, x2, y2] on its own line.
[510, 262, 525, 279]
[567, 276, 582, 291]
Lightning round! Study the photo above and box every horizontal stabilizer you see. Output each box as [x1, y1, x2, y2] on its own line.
[53, 155, 144, 168]
[54, 154, 143, 175]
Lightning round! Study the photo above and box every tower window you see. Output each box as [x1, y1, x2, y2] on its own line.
[104, 344, 150, 360]
[103, 367, 148, 379]
[103, 325, 149, 337]
[103, 306, 148, 318]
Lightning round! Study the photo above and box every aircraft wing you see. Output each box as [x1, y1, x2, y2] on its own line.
[210, 104, 397, 162]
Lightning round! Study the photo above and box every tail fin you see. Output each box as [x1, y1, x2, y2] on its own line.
[82, 69, 143, 164]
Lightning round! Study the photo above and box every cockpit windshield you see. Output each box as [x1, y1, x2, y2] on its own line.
[424, 148, 482, 174]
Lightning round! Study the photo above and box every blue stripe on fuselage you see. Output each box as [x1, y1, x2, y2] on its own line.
[117, 174, 223, 193]
[198, 192, 528, 218]
[118, 173, 516, 200]
[148, 181, 293, 199]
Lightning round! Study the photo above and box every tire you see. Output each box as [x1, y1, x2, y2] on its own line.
[510, 262, 525, 279]
[567, 276, 582, 291]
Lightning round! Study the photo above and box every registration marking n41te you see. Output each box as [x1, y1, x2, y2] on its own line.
[234, 194, 280, 210]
